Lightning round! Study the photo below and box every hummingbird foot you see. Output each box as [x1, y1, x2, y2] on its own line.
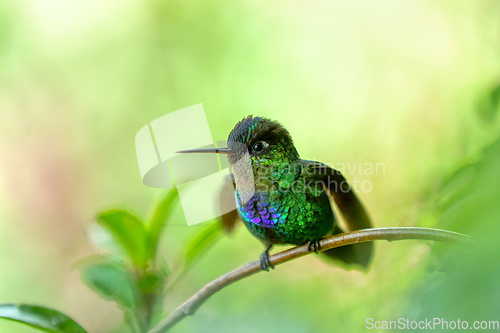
[307, 240, 321, 254]
[260, 246, 274, 271]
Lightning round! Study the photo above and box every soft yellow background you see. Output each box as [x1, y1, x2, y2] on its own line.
[1, 0, 499, 332]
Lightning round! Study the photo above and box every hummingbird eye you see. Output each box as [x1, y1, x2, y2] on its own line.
[252, 141, 268, 153]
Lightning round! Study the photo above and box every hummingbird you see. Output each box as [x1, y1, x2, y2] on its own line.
[178, 116, 373, 271]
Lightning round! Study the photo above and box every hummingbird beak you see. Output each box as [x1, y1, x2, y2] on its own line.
[176, 147, 234, 155]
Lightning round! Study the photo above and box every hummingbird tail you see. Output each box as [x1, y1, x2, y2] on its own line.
[320, 227, 373, 269]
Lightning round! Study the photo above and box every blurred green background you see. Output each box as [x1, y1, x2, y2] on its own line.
[1, 0, 500, 332]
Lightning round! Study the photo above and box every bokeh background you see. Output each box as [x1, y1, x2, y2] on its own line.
[1, 0, 500, 332]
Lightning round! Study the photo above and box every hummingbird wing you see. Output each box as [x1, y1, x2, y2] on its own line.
[302, 160, 374, 269]
[218, 173, 240, 233]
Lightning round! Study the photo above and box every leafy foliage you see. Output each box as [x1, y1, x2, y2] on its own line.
[0, 188, 224, 333]
[79, 190, 219, 333]
[147, 189, 179, 261]
[181, 222, 222, 271]
[95, 210, 150, 270]
[79, 256, 140, 310]
[0, 304, 87, 333]
[403, 138, 500, 323]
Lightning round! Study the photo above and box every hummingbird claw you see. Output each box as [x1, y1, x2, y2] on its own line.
[260, 248, 274, 271]
[307, 240, 321, 254]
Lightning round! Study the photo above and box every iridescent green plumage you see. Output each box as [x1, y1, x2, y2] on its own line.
[225, 116, 373, 270]
[178, 116, 373, 270]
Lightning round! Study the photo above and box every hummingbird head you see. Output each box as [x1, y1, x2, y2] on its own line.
[226, 116, 299, 166]
[176, 116, 300, 189]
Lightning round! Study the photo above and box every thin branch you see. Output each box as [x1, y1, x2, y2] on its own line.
[149, 227, 471, 333]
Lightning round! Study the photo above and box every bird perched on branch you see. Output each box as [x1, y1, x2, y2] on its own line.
[178, 116, 373, 271]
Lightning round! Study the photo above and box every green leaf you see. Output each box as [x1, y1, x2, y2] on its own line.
[182, 222, 222, 270]
[147, 189, 179, 260]
[79, 256, 139, 310]
[95, 209, 150, 269]
[0, 304, 87, 333]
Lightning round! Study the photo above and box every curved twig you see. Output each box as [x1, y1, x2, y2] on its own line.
[149, 227, 471, 333]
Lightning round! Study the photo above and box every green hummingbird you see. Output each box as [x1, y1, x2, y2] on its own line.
[178, 116, 373, 271]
